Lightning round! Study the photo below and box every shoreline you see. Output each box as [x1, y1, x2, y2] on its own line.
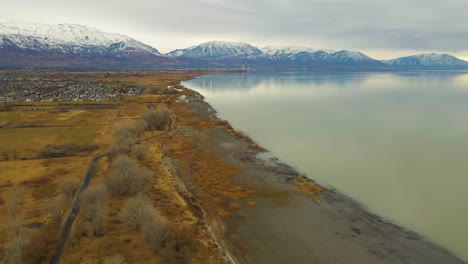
[169, 74, 466, 264]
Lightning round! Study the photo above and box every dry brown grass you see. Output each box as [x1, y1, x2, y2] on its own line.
[1, 71, 236, 264]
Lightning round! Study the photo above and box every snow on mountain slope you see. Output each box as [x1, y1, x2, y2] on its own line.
[0, 21, 161, 56]
[262, 46, 335, 58]
[262, 46, 318, 56]
[384, 53, 468, 67]
[329, 50, 383, 65]
[166, 41, 263, 60]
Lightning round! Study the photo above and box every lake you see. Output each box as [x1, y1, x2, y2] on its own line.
[183, 71, 468, 260]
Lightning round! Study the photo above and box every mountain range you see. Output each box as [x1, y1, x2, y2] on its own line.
[1, 22, 467, 69]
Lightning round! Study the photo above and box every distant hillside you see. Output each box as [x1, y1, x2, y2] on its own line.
[1, 21, 468, 69]
[383, 53, 468, 68]
[0, 21, 183, 69]
[167, 42, 386, 68]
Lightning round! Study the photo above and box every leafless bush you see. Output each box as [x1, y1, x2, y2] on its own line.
[12, 148, 18, 160]
[123, 194, 153, 231]
[131, 144, 148, 161]
[80, 184, 109, 236]
[43, 196, 68, 224]
[110, 121, 145, 156]
[114, 121, 145, 139]
[23, 223, 58, 263]
[58, 177, 81, 201]
[103, 254, 126, 264]
[0, 102, 13, 111]
[159, 225, 193, 264]
[141, 109, 169, 131]
[4, 186, 25, 221]
[141, 206, 168, 251]
[55, 106, 69, 112]
[105, 156, 152, 196]
[2, 148, 9, 161]
[38, 144, 99, 158]
[3, 186, 27, 264]
[109, 142, 132, 156]
[3, 236, 28, 264]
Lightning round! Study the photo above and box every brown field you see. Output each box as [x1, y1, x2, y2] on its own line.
[0, 71, 232, 264]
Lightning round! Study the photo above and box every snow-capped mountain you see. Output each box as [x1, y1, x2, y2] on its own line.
[167, 41, 263, 60]
[328, 50, 384, 66]
[1, 22, 467, 69]
[384, 53, 468, 67]
[0, 21, 161, 57]
[261, 46, 335, 60]
[166, 43, 385, 67]
[262, 46, 319, 57]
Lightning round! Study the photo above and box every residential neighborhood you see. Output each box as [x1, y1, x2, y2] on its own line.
[0, 77, 142, 102]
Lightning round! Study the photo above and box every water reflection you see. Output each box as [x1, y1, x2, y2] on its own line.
[184, 71, 468, 260]
[188, 71, 468, 99]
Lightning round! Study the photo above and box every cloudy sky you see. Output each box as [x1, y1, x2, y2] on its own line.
[2, 0, 468, 59]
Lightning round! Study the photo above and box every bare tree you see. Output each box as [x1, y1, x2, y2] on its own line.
[80, 184, 109, 236]
[58, 177, 81, 202]
[12, 148, 18, 161]
[43, 196, 68, 224]
[159, 225, 193, 264]
[103, 254, 126, 264]
[2, 148, 9, 161]
[3, 186, 27, 264]
[131, 144, 148, 161]
[5, 186, 24, 237]
[123, 194, 153, 231]
[4, 186, 25, 224]
[141, 205, 168, 251]
[110, 121, 145, 156]
[141, 109, 169, 131]
[105, 156, 152, 196]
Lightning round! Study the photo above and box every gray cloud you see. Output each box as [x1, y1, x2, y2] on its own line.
[1, 0, 467, 57]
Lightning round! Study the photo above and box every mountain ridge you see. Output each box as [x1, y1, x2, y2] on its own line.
[1, 21, 467, 69]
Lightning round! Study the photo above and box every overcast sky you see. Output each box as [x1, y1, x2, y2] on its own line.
[2, 0, 468, 59]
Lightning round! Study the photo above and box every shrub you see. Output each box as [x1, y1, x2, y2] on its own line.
[131, 144, 148, 161]
[159, 225, 193, 264]
[3, 186, 27, 264]
[38, 144, 99, 158]
[80, 184, 109, 236]
[105, 156, 152, 196]
[23, 223, 58, 263]
[110, 121, 146, 156]
[141, 109, 169, 131]
[3, 236, 28, 264]
[114, 121, 146, 139]
[0, 102, 13, 111]
[123, 194, 153, 231]
[4, 186, 24, 221]
[141, 206, 168, 251]
[43, 196, 67, 224]
[58, 177, 81, 201]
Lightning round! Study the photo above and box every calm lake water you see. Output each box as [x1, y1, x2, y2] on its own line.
[184, 71, 468, 260]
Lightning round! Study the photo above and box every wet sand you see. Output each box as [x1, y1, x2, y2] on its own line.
[165, 86, 466, 264]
